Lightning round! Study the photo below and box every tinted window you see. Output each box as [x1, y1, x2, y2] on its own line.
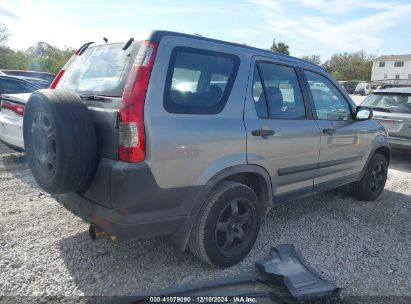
[362, 93, 411, 114]
[305, 71, 352, 121]
[252, 63, 306, 119]
[0, 79, 37, 94]
[164, 48, 239, 114]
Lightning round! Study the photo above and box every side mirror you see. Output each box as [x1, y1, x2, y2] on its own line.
[355, 106, 373, 120]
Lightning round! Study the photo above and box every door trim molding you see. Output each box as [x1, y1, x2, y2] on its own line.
[278, 155, 363, 176]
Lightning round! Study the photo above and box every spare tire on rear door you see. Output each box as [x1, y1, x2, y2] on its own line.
[23, 89, 97, 194]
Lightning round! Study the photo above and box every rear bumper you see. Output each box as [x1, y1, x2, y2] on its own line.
[389, 136, 411, 149]
[54, 159, 200, 239]
[54, 192, 186, 239]
[0, 113, 24, 149]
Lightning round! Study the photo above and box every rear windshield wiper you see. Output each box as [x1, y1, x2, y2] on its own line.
[79, 94, 113, 102]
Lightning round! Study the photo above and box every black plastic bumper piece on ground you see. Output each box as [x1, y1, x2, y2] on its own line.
[256, 244, 340, 302]
[107, 244, 339, 304]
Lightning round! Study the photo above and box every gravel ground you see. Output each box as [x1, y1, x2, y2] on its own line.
[0, 141, 410, 300]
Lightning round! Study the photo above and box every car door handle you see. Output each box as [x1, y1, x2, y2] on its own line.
[323, 127, 336, 135]
[252, 129, 275, 137]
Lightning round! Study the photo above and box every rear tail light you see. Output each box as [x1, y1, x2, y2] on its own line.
[0, 100, 25, 116]
[118, 41, 158, 163]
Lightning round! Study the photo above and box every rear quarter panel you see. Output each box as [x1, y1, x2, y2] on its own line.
[144, 36, 251, 189]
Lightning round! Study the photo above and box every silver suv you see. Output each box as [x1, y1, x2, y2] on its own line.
[23, 31, 390, 267]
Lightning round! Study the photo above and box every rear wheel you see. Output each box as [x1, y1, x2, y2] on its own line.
[351, 153, 388, 201]
[189, 181, 261, 267]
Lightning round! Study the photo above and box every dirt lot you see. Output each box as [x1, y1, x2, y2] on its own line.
[0, 141, 410, 300]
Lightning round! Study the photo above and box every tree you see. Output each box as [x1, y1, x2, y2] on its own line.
[301, 54, 321, 65]
[0, 23, 9, 45]
[270, 39, 290, 55]
[25, 42, 74, 74]
[322, 51, 373, 81]
[0, 46, 28, 69]
[0, 25, 75, 73]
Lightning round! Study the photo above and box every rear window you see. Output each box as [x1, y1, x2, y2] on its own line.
[362, 93, 411, 114]
[56, 42, 140, 97]
[164, 47, 240, 114]
[0, 79, 37, 94]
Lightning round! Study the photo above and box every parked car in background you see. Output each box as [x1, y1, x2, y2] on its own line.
[0, 70, 56, 86]
[0, 93, 31, 151]
[354, 82, 371, 95]
[18, 77, 49, 88]
[361, 87, 411, 149]
[0, 75, 40, 95]
[0, 75, 39, 150]
[338, 81, 355, 94]
[22, 31, 389, 267]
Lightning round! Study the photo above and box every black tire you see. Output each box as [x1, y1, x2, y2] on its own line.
[188, 181, 262, 267]
[23, 89, 97, 194]
[351, 153, 388, 201]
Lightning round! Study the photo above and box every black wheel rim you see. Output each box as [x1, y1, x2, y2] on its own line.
[31, 111, 57, 178]
[370, 162, 385, 193]
[215, 199, 254, 257]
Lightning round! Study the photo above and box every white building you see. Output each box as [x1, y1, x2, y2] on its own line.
[371, 54, 411, 86]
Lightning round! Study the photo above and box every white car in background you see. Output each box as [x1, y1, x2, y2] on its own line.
[0, 93, 31, 151]
[354, 82, 371, 95]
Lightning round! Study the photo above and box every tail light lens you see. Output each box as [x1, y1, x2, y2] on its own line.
[118, 41, 158, 163]
[0, 100, 25, 116]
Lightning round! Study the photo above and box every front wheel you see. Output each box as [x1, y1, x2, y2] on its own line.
[351, 153, 388, 201]
[188, 181, 262, 267]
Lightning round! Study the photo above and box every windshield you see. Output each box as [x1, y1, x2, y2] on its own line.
[362, 93, 411, 114]
[56, 42, 140, 97]
[356, 83, 367, 89]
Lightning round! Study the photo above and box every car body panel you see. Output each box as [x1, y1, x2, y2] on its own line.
[0, 93, 31, 149]
[313, 119, 376, 185]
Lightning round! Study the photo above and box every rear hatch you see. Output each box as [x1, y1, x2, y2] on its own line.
[55, 41, 141, 159]
[362, 92, 411, 139]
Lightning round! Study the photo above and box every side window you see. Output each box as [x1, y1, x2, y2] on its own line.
[305, 71, 352, 121]
[252, 67, 268, 118]
[164, 48, 240, 114]
[252, 62, 306, 119]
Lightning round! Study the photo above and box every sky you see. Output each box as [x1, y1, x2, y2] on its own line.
[1, 0, 411, 61]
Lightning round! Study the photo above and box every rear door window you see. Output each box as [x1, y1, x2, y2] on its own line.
[164, 48, 240, 114]
[252, 62, 306, 119]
